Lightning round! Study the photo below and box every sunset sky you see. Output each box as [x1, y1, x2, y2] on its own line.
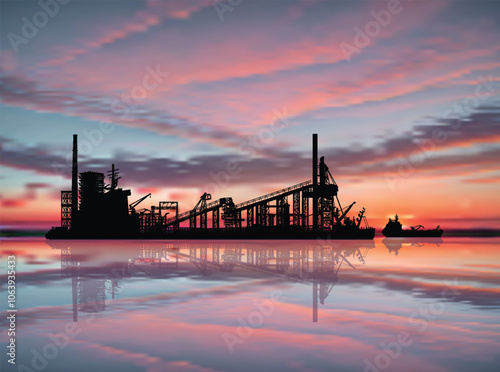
[1, 0, 499, 229]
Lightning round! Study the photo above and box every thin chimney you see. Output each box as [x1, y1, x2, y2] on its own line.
[71, 134, 78, 227]
[312, 134, 318, 231]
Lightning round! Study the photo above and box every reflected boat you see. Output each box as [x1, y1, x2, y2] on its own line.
[382, 237, 443, 255]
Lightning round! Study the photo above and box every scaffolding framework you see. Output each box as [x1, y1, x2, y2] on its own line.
[61, 191, 72, 228]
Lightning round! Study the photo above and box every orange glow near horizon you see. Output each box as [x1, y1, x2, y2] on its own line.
[1, 179, 500, 230]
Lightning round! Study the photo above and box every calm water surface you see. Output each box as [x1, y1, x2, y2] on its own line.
[1, 237, 499, 372]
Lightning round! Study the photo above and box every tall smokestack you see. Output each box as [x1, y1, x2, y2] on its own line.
[71, 134, 78, 227]
[312, 134, 318, 231]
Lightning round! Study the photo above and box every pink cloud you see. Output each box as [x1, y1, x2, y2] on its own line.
[38, 0, 213, 68]
[1, 198, 27, 208]
[464, 175, 500, 184]
[7, 0, 493, 140]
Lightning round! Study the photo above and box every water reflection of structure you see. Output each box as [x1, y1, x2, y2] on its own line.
[51, 241, 375, 323]
[59, 244, 127, 322]
[382, 238, 443, 256]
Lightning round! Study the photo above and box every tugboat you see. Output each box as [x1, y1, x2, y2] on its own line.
[382, 215, 443, 238]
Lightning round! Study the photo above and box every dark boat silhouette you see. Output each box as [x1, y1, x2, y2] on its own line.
[382, 215, 443, 238]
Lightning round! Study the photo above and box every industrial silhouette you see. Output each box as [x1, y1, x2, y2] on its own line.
[46, 134, 375, 239]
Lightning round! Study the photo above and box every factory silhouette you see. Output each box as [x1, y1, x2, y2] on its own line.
[46, 133, 375, 239]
